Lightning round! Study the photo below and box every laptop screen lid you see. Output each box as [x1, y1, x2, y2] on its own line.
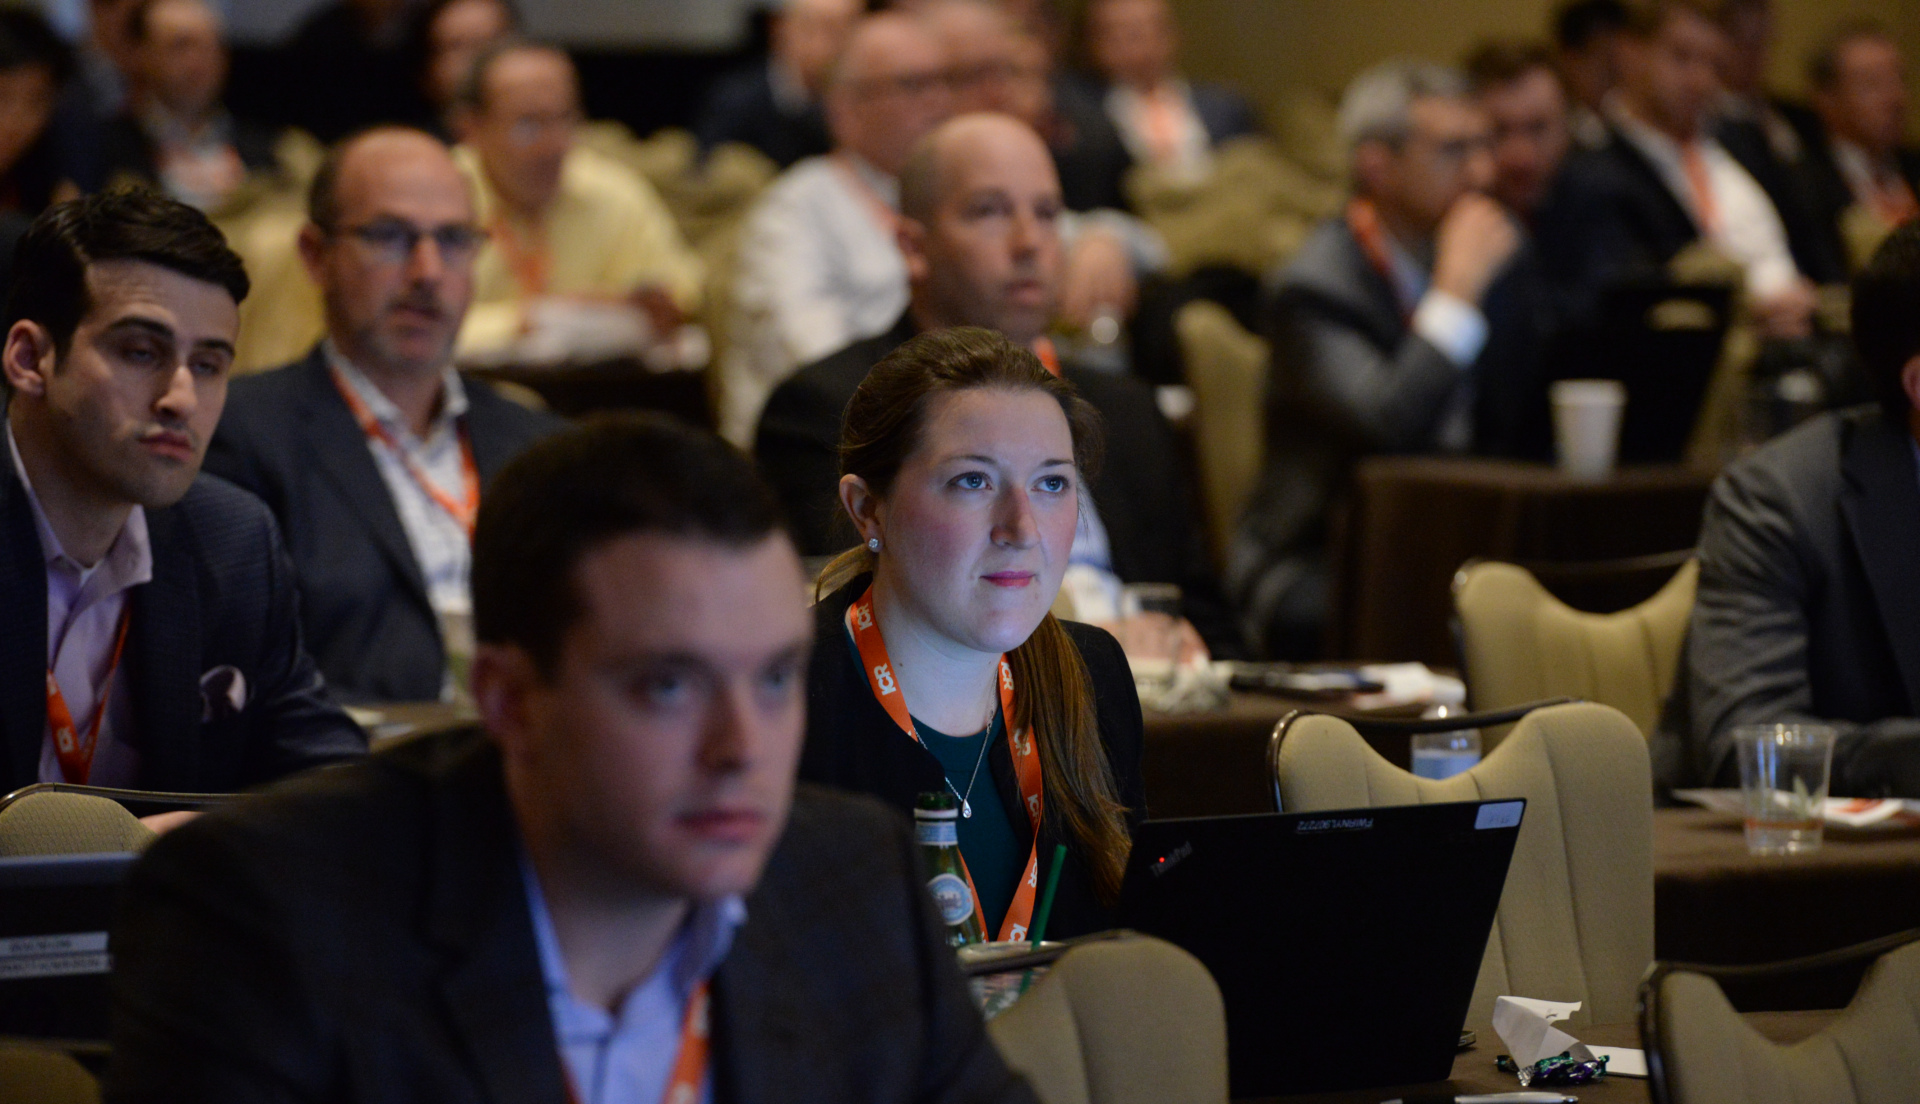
[0, 851, 140, 1042]
[1118, 798, 1525, 1097]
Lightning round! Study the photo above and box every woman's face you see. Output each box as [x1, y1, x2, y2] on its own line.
[869, 387, 1080, 658]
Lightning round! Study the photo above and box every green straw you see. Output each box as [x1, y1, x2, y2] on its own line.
[1028, 843, 1069, 949]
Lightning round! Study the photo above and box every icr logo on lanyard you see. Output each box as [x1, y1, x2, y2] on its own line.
[845, 586, 1047, 941]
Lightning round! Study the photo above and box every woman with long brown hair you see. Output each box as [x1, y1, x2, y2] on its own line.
[801, 326, 1142, 941]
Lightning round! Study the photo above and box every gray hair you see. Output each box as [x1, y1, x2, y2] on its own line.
[1337, 59, 1470, 153]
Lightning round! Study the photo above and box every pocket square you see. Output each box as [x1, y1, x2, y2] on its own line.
[199, 665, 248, 723]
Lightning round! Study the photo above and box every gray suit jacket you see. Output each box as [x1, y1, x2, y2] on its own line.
[205, 348, 566, 702]
[1657, 406, 1920, 795]
[107, 725, 1038, 1104]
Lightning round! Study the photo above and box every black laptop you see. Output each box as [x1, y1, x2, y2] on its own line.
[0, 851, 140, 1041]
[1118, 799, 1525, 1097]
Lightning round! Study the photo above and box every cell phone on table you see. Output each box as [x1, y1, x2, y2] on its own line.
[1227, 663, 1385, 698]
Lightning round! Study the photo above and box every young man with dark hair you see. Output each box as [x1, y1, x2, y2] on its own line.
[0, 188, 364, 797]
[1800, 22, 1920, 273]
[1464, 39, 1573, 220]
[1659, 220, 1920, 796]
[107, 415, 1038, 1104]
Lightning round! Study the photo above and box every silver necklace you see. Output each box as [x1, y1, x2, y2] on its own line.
[947, 725, 993, 818]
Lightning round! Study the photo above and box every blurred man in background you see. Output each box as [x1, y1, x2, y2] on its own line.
[1553, 0, 1628, 148]
[1465, 39, 1573, 221]
[696, 0, 860, 168]
[1802, 22, 1919, 272]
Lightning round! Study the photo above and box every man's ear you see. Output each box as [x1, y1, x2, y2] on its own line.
[897, 217, 929, 284]
[1350, 140, 1394, 200]
[1, 320, 57, 399]
[295, 222, 329, 287]
[473, 643, 540, 761]
[838, 473, 882, 547]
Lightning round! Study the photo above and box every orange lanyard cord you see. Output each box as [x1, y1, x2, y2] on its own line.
[844, 585, 1047, 940]
[329, 365, 480, 537]
[1346, 198, 1415, 324]
[562, 980, 710, 1104]
[47, 603, 132, 785]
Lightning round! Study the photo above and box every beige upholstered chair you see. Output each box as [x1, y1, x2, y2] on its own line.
[0, 791, 155, 856]
[0, 1043, 100, 1104]
[1174, 301, 1269, 571]
[1272, 701, 1652, 1026]
[989, 935, 1228, 1104]
[1642, 933, 1920, 1104]
[1454, 559, 1698, 737]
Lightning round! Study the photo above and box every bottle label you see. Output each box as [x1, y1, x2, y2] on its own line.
[927, 873, 975, 926]
[915, 820, 958, 846]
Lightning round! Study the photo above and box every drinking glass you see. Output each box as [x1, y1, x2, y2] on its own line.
[1735, 724, 1837, 855]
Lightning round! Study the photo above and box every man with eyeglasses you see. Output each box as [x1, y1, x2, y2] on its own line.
[1231, 60, 1547, 660]
[204, 126, 564, 704]
[450, 39, 704, 358]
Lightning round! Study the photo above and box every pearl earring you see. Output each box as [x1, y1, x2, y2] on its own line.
[867, 537, 881, 552]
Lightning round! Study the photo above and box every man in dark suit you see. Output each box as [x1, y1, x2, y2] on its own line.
[1658, 222, 1920, 796]
[756, 112, 1241, 658]
[0, 188, 363, 797]
[1798, 23, 1920, 275]
[107, 416, 1038, 1104]
[206, 127, 563, 704]
[1049, 0, 1259, 213]
[1232, 60, 1540, 659]
[695, 0, 858, 169]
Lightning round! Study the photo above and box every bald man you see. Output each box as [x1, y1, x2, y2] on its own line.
[756, 112, 1242, 657]
[204, 127, 565, 703]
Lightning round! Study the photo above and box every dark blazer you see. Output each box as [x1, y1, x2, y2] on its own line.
[0, 462, 365, 794]
[800, 575, 1145, 942]
[1715, 114, 1849, 285]
[1049, 73, 1261, 213]
[106, 726, 1036, 1104]
[204, 348, 566, 703]
[754, 312, 1245, 656]
[1657, 406, 1920, 796]
[1797, 132, 1920, 273]
[694, 62, 832, 169]
[1535, 135, 1706, 333]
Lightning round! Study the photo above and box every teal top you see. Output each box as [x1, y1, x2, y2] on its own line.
[916, 709, 1022, 936]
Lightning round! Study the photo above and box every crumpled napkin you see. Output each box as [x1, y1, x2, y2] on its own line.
[1492, 995, 1648, 1078]
[1135, 660, 1232, 714]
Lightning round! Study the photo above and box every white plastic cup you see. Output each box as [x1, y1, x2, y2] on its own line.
[1551, 379, 1628, 480]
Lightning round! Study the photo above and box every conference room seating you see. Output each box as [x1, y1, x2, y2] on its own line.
[0, 791, 155, 857]
[1271, 701, 1652, 1026]
[1640, 929, 1920, 1104]
[0, 1042, 99, 1104]
[986, 934, 1228, 1104]
[1454, 557, 1699, 738]
[1174, 299, 1268, 571]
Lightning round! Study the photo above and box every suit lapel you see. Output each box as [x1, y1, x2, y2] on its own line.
[1606, 134, 1704, 249]
[1839, 414, 1920, 708]
[709, 889, 806, 1104]
[0, 463, 50, 789]
[426, 739, 571, 1104]
[124, 500, 206, 790]
[294, 352, 432, 611]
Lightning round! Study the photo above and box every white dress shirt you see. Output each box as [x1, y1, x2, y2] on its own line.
[10, 424, 150, 786]
[1609, 102, 1803, 299]
[1104, 80, 1213, 183]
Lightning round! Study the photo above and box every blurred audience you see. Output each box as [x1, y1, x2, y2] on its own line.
[756, 111, 1239, 656]
[451, 40, 704, 357]
[696, 0, 859, 168]
[1660, 222, 1920, 797]
[1232, 60, 1544, 659]
[1553, 0, 1627, 149]
[0, 9, 75, 224]
[1465, 39, 1573, 221]
[718, 10, 953, 444]
[406, 0, 519, 138]
[1802, 22, 1919, 272]
[1, 189, 365, 795]
[1541, 0, 1817, 338]
[73, 0, 141, 121]
[204, 128, 563, 704]
[280, 0, 425, 143]
[1052, 0, 1260, 210]
[101, 0, 280, 212]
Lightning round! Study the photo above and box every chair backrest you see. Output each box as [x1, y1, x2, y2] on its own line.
[0, 1043, 100, 1104]
[1174, 300, 1268, 571]
[988, 934, 1228, 1104]
[1455, 558, 1698, 737]
[1644, 936, 1920, 1104]
[1273, 701, 1652, 1025]
[0, 792, 155, 857]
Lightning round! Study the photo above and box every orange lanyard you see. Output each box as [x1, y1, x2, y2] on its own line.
[833, 154, 900, 239]
[329, 365, 480, 537]
[844, 585, 1046, 941]
[562, 980, 710, 1104]
[1346, 198, 1414, 323]
[489, 213, 550, 301]
[1871, 173, 1919, 225]
[1141, 86, 1183, 166]
[46, 604, 132, 785]
[1679, 143, 1720, 237]
[1031, 336, 1061, 377]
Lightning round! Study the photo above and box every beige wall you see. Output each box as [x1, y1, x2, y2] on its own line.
[1169, 0, 1920, 129]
